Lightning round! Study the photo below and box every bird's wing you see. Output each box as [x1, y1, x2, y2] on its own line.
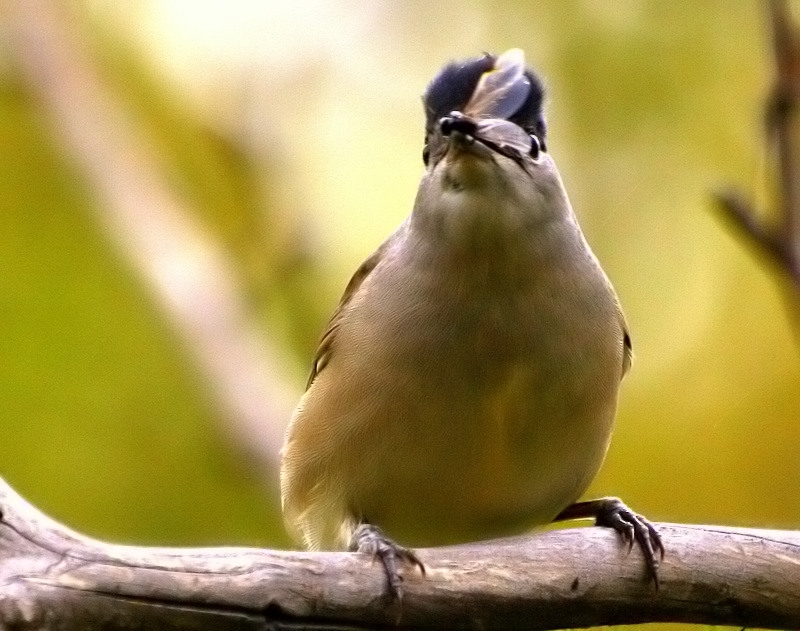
[622, 327, 633, 379]
[305, 234, 397, 389]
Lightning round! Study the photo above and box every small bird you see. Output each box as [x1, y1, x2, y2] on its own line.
[280, 48, 662, 597]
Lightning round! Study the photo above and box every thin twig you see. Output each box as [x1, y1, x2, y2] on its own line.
[713, 0, 800, 292]
[715, 189, 797, 280]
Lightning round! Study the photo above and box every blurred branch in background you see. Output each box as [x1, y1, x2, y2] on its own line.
[4, 0, 296, 475]
[715, 0, 800, 343]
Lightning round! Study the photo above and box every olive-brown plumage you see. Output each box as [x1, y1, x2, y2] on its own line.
[280, 49, 659, 593]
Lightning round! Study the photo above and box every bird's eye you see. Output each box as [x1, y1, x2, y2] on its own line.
[529, 134, 541, 160]
[422, 144, 430, 165]
[439, 117, 453, 136]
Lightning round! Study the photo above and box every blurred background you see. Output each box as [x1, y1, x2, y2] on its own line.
[0, 0, 798, 626]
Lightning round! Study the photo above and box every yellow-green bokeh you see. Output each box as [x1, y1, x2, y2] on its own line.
[0, 2, 797, 629]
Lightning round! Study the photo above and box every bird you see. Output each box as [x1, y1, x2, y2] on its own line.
[280, 48, 663, 599]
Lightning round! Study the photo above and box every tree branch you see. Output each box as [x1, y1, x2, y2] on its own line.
[714, 0, 800, 290]
[0, 477, 798, 629]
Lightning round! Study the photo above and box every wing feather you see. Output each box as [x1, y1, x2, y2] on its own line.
[305, 235, 397, 389]
[622, 327, 633, 378]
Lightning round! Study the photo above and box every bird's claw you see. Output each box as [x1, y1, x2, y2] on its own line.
[351, 523, 425, 601]
[595, 498, 664, 588]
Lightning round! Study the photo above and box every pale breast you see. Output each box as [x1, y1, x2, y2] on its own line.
[318, 247, 624, 545]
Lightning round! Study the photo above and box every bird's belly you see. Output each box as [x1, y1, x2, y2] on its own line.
[289, 255, 625, 549]
[351, 354, 618, 546]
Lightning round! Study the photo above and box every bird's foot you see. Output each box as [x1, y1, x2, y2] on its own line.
[556, 497, 664, 588]
[350, 523, 425, 601]
[594, 497, 664, 587]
